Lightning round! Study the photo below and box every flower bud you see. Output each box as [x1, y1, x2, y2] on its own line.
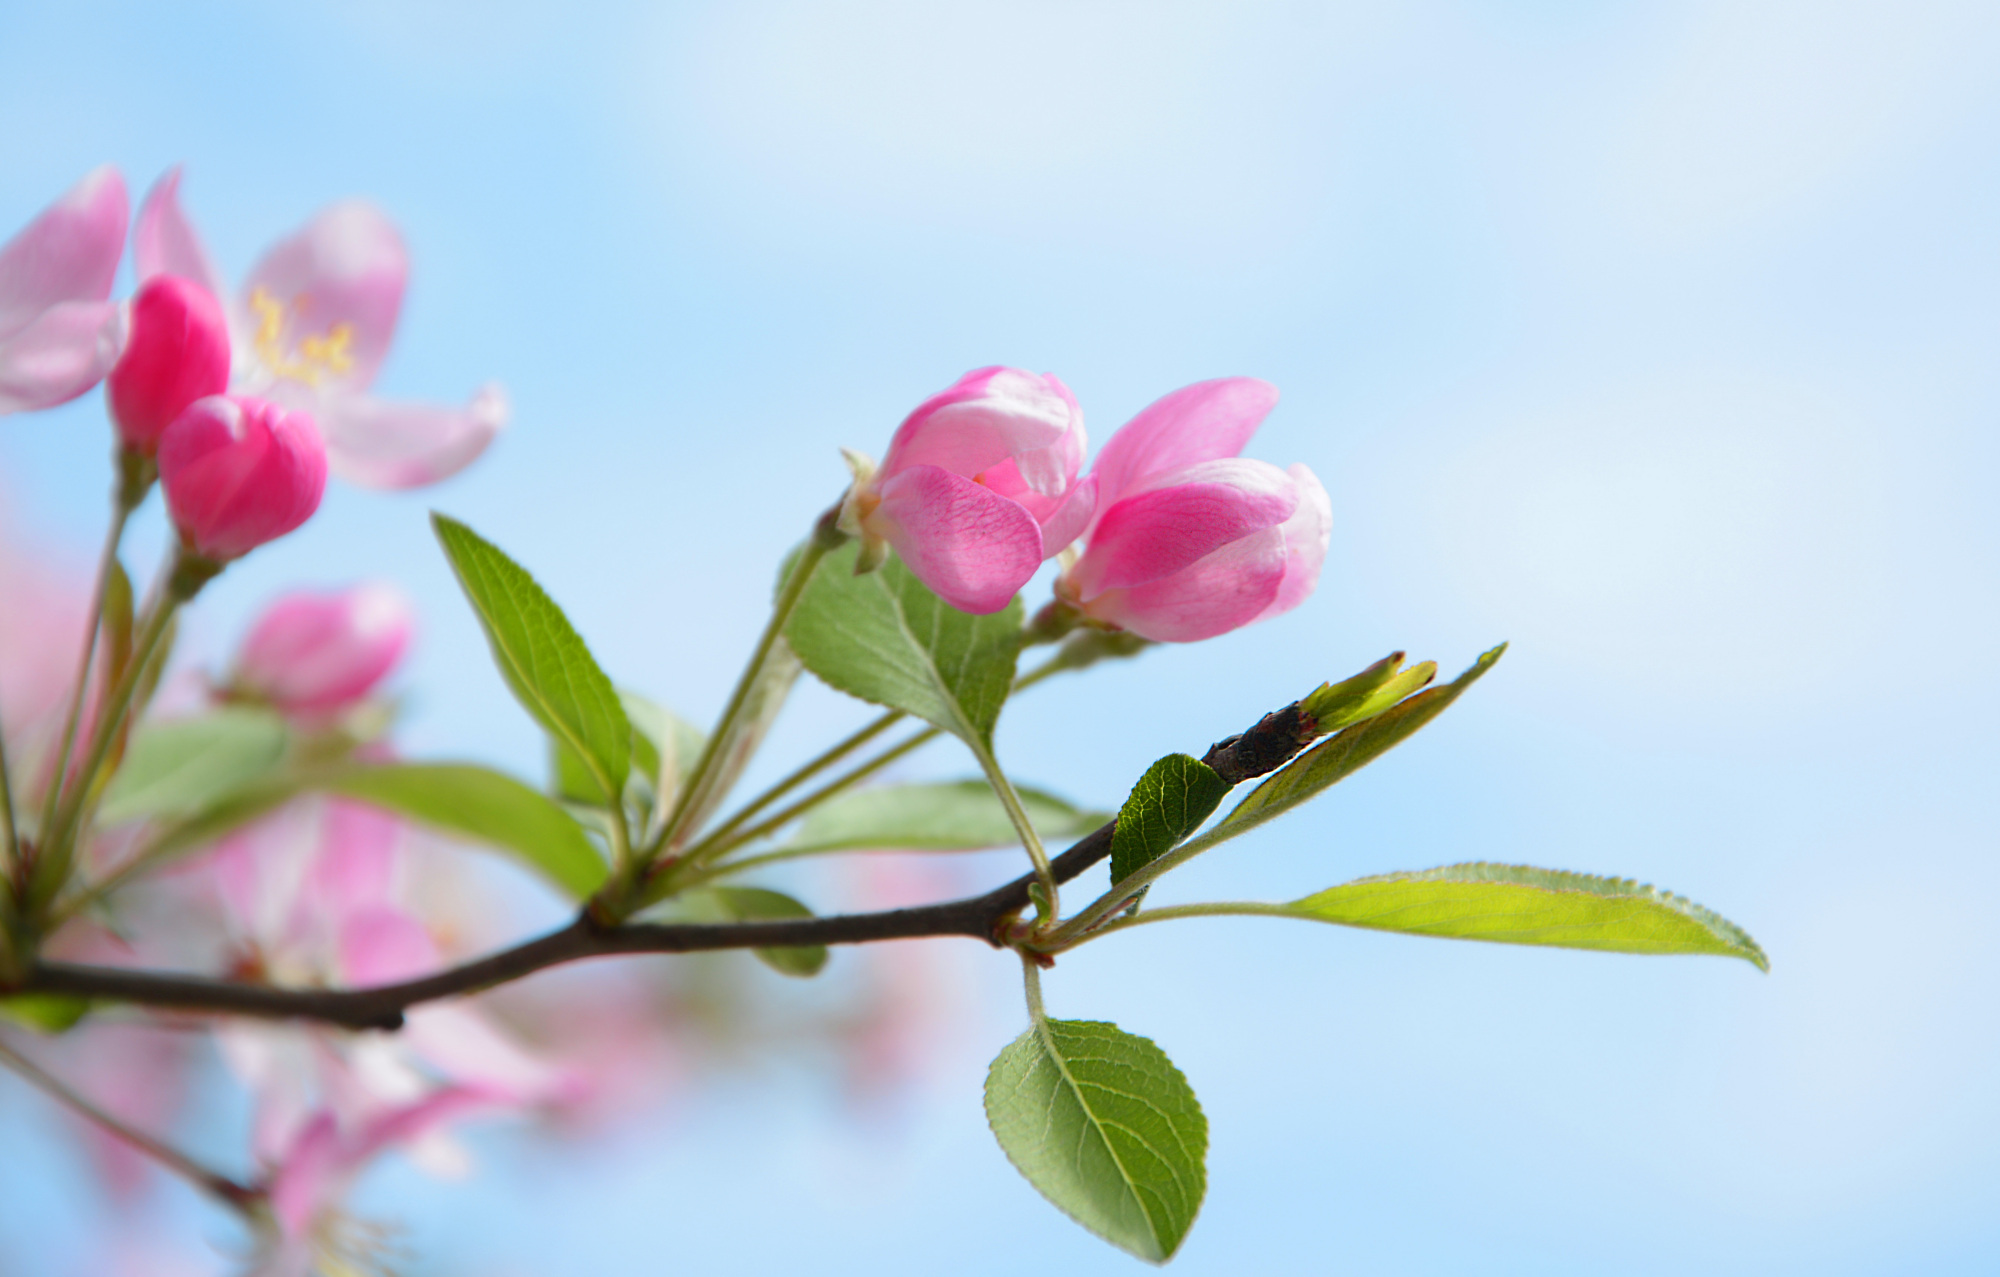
[1059, 379, 1330, 642]
[233, 583, 414, 714]
[840, 367, 1094, 614]
[159, 395, 327, 562]
[107, 275, 232, 453]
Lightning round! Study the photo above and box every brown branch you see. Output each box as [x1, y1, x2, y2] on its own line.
[9, 699, 1317, 1033]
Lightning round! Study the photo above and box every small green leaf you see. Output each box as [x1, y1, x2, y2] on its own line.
[1282, 862, 1768, 969]
[1110, 755, 1229, 884]
[780, 781, 1106, 855]
[704, 886, 827, 976]
[98, 708, 288, 826]
[433, 514, 631, 805]
[985, 1019, 1207, 1263]
[622, 691, 705, 800]
[670, 640, 802, 842]
[784, 540, 1022, 750]
[319, 763, 607, 899]
[1301, 651, 1438, 733]
[0, 993, 91, 1034]
[102, 558, 134, 690]
[1214, 643, 1505, 844]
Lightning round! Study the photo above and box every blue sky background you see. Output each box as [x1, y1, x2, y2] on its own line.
[2, 1, 1998, 1273]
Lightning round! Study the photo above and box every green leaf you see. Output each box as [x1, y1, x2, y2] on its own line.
[1300, 651, 1438, 733]
[784, 540, 1021, 750]
[1281, 862, 1768, 969]
[97, 708, 288, 826]
[1211, 643, 1506, 846]
[433, 514, 631, 805]
[985, 1018, 1207, 1263]
[102, 558, 134, 690]
[779, 781, 1107, 855]
[1110, 755, 1229, 884]
[670, 639, 801, 841]
[0, 993, 91, 1033]
[622, 691, 705, 801]
[318, 763, 608, 899]
[701, 886, 827, 976]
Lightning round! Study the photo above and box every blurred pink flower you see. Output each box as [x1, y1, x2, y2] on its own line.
[199, 799, 575, 1231]
[0, 165, 129, 416]
[107, 274, 232, 454]
[230, 583, 414, 717]
[158, 395, 327, 561]
[841, 366, 1093, 613]
[135, 168, 506, 490]
[1057, 378, 1330, 642]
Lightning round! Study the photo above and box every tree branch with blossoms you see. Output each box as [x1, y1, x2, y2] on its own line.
[0, 164, 1767, 1269]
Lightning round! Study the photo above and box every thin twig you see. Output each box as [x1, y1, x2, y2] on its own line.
[0, 1033, 259, 1211]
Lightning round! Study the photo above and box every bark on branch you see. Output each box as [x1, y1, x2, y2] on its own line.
[11, 699, 1318, 1032]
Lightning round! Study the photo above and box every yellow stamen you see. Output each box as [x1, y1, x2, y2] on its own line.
[249, 286, 358, 387]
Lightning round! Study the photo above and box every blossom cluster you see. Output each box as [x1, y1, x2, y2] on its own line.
[0, 161, 1336, 1272]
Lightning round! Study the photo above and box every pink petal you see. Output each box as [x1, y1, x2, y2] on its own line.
[1033, 471, 1097, 558]
[1256, 463, 1332, 623]
[338, 904, 438, 986]
[0, 300, 126, 414]
[312, 797, 404, 912]
[1081, 525, 1288, 643]
[0, 165, 127, 339]
[867, 464, 1045, 614]
[132, 168, 227, 304]
[241, 200, 407, 397]
[1068, 458, 1299, 598]
[880, 368, 1079, 492]
[316, 385, 506, 489]
[404, 1004, 581, 1106]
[268, 1090, 488, 1240]
[1087, 378, 1280, 515]
[157, 395, 328, 560]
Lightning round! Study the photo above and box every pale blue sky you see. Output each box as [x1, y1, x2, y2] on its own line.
[2, 2, 1997, 1273]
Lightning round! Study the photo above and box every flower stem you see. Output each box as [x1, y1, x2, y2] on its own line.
[36, 452, 150, 844]
[648, 508, 844, 867]
[31, 546, 217, 920]
[0, 1033, 258, 1212]
[690, 709, 902, 853]
[973, 747, 1058, 925]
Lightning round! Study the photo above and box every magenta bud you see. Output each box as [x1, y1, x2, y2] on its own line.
[159, 395, 328, 562]
[107, 275, 232, 453]
[233, 583, 414, 714]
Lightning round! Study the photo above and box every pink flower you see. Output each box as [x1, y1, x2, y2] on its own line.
[158, 395, 328, 561]
[839, 366, 1094, 614]
[1057, 378, 1330, 642]
[134, 168, 506, 489]
[106, 274, 232, 453]
[201, 800, 574, 1222]
[232, 584, 414, 716]
[0, 166, 129, 416]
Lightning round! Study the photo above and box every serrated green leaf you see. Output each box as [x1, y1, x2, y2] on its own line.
[433, 514, 630, 805]
[97, 708, 288, 826]
[1282, 862, 1768, 969]
[779, 781, 1106, 855]
[0, 993, 91, 1034]
[319, 763, 608, 900]
[1110, 755, 1229, 884]
[1213, 643, 1505, 844]
[707, 885, 828, 976]
[985, 1018, 1207, 1263]
[784, 540, 1021, 750]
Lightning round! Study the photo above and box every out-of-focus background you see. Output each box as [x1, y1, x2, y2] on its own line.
[3, 1, 1997, 1273]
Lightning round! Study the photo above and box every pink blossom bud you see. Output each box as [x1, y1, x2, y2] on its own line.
[106, 275, 232, 453]
[1058, 378, 1330, 643]
[840, 367, 1094, 614]
[158, 395, 328, 562]
[233, 583, 414, 714]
